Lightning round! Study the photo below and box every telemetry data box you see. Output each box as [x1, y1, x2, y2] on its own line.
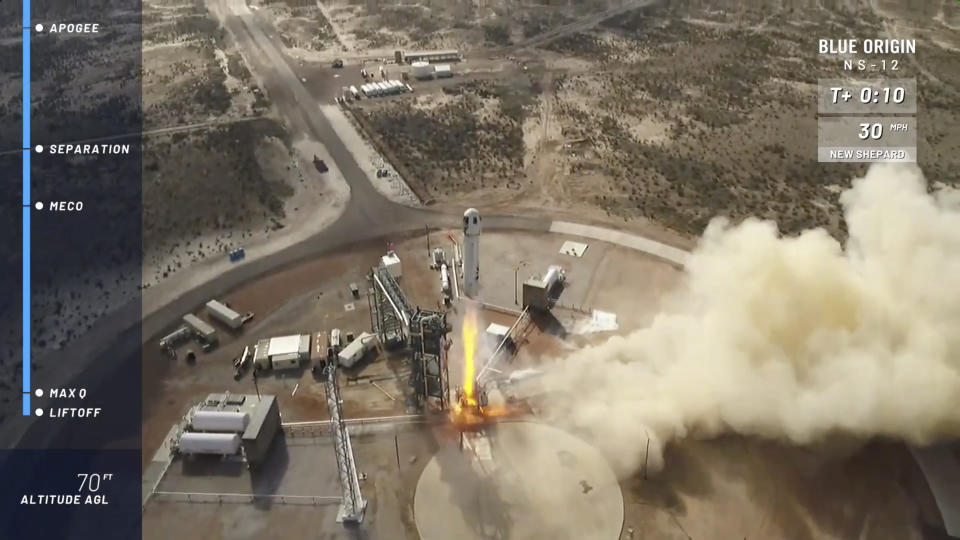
[818, 116, 917, 163]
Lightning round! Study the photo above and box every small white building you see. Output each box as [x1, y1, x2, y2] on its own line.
[486, 323, 510, 347]
[434, 64, 453, 78]
[254, 334, 310, 371]
[382, 251, 402, 279]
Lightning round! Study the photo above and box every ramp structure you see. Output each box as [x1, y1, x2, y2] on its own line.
[325, 365, 366, 523]
[369, 265, 412, 349]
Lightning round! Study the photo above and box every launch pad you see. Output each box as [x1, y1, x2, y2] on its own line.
[413, 421, 624, 540]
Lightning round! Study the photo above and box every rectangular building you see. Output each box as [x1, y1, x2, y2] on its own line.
[254, 334, 310, 371]
[402, 49, 461, 64]
[241, 395, 281, 467]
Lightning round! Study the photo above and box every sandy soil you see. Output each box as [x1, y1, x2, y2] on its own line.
[340, 0, 960, 241]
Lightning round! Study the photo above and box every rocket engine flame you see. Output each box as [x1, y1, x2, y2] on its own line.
[450, 306, 524, 431]
[461, 308, 478, 405]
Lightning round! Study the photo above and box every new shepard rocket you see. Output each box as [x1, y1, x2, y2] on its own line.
[462, 208, 481, 298]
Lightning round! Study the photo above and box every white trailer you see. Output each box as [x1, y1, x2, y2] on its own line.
[434, 64, 453, 78]
[338, 332, 378, 368]
[330, 329, 342, 350]
[191, 410, 250, 433]
[178, 432, 242, 455]
[206, 299, 243, 329]
[183, 314, 217, 343]
[349, 85, 360, 100]
[382, 251, 402, 279]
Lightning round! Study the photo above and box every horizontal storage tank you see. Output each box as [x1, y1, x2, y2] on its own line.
[191, 410, 250, 433]
[178, 432, 241, 455]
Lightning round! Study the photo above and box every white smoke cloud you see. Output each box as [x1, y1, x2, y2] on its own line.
[538, 164, 960, 475]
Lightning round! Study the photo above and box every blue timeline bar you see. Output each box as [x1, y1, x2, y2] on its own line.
[22, 0, 31, 415]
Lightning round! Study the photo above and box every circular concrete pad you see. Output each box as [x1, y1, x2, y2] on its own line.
[414, 422, 623, 540]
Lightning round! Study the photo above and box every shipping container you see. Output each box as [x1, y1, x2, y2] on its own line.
[178, 432, 242, 455]
[191, 410, 250, 433]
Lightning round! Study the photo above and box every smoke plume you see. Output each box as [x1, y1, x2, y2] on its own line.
[539, 164, 960, 475]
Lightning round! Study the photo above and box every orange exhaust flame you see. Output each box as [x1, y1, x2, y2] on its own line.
[450, 307, 522, 431]
[461, 308, 478, 405]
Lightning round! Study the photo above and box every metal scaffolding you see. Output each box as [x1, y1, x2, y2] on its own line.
[369, 265, 413, 349]
[409, 309, 450, 410]
[324, 365, 366, 523]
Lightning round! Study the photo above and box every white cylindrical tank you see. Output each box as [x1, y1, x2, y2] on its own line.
[191, 410, 250, 433]
[462, 208, 481, 297]
[441, 263, 450, 293]
[543, 265, 564, 291]
[178, 432, 241, 455]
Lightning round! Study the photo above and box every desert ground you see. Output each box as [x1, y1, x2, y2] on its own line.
[345, 0, 960, 239]
[141, 0, 350, 289]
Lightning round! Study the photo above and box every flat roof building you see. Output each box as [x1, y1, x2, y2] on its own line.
[254, 334, 310, 371]
[400, 49, 461, 64]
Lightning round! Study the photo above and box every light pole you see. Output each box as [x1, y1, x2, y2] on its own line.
[514, 260, 528, 305]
